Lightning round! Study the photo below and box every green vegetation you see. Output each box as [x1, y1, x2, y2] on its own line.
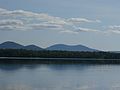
[0, 49, 120, 59]
[1, 49, 120, 64]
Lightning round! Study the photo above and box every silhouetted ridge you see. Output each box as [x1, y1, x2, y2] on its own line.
[0, 41, 43, 50]
[0, 41, 97, 51]
[0, 41, 23, 49]
[46, 44, 97, 51]
[24, 45, 43, 50]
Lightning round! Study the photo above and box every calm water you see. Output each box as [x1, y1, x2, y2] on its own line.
[0, 64, 120, 90]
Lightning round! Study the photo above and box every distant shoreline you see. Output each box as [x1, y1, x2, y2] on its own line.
[1, 49, 120, 64]
[1, 57, 120, 60]
[0, 57, 120, 64]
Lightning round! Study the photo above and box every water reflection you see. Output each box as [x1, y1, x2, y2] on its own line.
[48, 64, 91, 71]
[0, 64, 120, 90]
[0, 64, 41, 71]
[0, 64, 91, 71]
[0, 84, 120, 90]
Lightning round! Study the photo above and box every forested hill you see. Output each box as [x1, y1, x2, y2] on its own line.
[0, 41, 97, 51]
[0, 49, 120, 59]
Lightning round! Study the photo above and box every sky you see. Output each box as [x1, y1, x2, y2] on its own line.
[0, 0, 120, 51]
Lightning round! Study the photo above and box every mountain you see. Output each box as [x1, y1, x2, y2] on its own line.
[24, 45, 43, 50]
[0, 41, 43, 50]
[0, 41, 97, 51]
[0, 41, 23, 49]
[46, 44, 97, 51]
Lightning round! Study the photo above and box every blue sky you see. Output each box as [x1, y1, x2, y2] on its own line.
[0, 0, 120, 51]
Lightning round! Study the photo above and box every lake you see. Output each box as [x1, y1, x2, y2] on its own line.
[0, 63, 120, 90]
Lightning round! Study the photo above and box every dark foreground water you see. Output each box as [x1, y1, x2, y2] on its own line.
[0, 64, 120, 90]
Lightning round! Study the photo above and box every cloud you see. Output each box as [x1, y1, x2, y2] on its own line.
[67, 18, 100, 24]
[76, 27, 99, 32]
[107, 25, 120, 34]
[108, 25, 120, 29]
[1, 8, 120, 35]
[0, 8, 67, 25]
[60, 30, 78, 34]
[30, 23, 63, 30]
[0, 19, 24, 26]
[110, 30, 120, 34]
[0, 8, 101, 33]
[0, 19, 25, 31]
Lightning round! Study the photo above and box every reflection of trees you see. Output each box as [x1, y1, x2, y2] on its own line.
[0, 49, 120, 64]
[48, 64, 90, 71]
[0, 64, 40, 71]
[0, 64, 22, 71]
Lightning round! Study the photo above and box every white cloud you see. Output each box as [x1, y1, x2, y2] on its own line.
[0, 19, 24, 26]
[67, 18, 100, 24]
[0, 19, 25, 31]
[76, 27, 99, 32]
[60, 30, 78, 34]
[30, 23, 63, 30]
[109, 30, 120, 34]
[0, 8, 101, 34]
[107, 25, 120, 34]
[108, 25, 120, 30]
[0, 8, 67, 25]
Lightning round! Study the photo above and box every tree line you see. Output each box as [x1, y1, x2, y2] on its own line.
[0, 49, 120, 59]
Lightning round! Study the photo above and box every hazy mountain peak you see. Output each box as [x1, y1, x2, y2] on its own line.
[0, 41, 97, 51]
[1, 41, 20, 45]
[0, 41, 23, 49]
[0, 41, 42, 50]
[46, 44, 97, 51]
[25, 45, 43, 50]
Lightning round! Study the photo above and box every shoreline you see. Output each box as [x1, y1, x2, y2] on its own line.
[1, 57, 120, 60]
[0, 57, 120, 64]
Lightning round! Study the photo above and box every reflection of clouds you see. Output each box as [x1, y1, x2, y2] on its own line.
[0, 65, 120, 90]
[0, 84, 98, 90]
[2, 84, 120, 90]
[48, 64, 90, 71]
[111, 83, 120, 90]
[76, 86, 90, 90]
[0, 84, 32, 90]
[0, 64, 40, 71]
[0, 64, 92, 71]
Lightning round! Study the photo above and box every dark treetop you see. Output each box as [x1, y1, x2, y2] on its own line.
[0, 49, 119, 59]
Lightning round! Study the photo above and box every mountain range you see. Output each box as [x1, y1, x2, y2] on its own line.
[0, 41, 97, 51]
